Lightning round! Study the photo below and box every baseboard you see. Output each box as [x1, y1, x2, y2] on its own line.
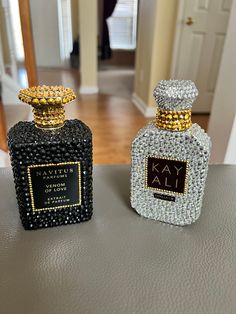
[132, 93, 155, 117]
[79, 86, 99, 94]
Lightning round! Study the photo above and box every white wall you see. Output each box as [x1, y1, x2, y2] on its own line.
[30, 0, 62, 67]
[224, 114, 236, 164]
[208, 0, 236, 164]
[132, 0, 178, 117]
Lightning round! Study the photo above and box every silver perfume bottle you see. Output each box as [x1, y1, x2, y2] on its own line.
[131, 80, 211, 226]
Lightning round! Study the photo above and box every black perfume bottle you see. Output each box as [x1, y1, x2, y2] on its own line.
[8, 85, 93, 230]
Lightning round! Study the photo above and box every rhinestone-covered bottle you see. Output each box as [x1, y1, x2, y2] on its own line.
[8, 85, 93, 230]
[131, 80, 211, 226]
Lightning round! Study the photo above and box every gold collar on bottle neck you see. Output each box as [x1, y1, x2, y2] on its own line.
[156, 108, 192, 131]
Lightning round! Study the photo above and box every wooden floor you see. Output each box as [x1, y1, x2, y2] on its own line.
[38, 68, 209, 165]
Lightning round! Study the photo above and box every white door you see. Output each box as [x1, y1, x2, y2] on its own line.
[171, 0, 232, 112]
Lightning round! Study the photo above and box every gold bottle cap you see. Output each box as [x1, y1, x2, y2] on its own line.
[18, 85, 76, 129]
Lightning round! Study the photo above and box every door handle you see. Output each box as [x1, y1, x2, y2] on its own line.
[185, 17, 194, 26]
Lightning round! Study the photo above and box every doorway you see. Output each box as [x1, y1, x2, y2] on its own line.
[98, 0, 138, 99]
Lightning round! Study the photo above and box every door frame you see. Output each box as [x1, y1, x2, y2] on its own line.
[170, 0, 186, 78]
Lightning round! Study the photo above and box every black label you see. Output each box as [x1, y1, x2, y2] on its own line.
[28, 162, 81, 211]
[146, 157, 187, 194]
[154, 193, 176, 202]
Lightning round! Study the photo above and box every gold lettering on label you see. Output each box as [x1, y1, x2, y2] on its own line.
[165, 177, 171, 187]
[152, 163, 159, 172]
[152, 176, 161, 185]
[162, 165, 171, 174]
[174, 166, 183, 176]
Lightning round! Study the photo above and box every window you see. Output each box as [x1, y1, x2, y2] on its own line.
[107, 0, 138, 50]
[57, 0, 73, 62]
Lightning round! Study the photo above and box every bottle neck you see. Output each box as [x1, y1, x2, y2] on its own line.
[33, 105, 65, 129]
[156, 108, 192, 131]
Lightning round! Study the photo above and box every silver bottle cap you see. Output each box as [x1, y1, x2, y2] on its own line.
[153, 80, 198, 111]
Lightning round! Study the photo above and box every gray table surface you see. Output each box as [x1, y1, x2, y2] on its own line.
[0, 165, 236, 314]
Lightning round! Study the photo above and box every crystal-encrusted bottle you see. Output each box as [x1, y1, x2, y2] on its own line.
[8, 85, 93, 230]
[131, 80, 211, 226]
